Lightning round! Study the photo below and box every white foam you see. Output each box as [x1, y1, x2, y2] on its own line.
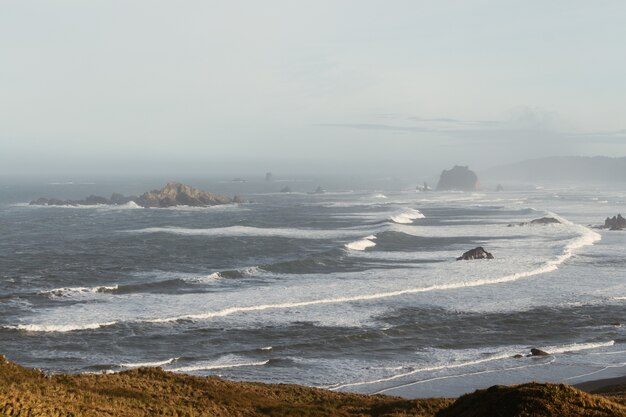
[613, 297, 626, 300]
[186, 272, 222, 283]
[539, 340, 615, 354]
[372, 193, 388, 199]
[3, 322, 117, 332]
[124, 226, 369, 239]
[144, 215, 600, 325]
[345, 235, 377, 251]
[41, 285, 119, 298]
[120, 358, 179, 368]
[333, 340, 614, 391]
[168, 359, 269, 373]
[389, 208, 425, 224]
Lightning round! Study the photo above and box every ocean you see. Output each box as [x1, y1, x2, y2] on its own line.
[0, 178, 624, 397]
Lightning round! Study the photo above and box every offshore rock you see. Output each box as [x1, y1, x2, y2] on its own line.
[456, 247, 494, 261]
[436, 166, 480, 191]
[604, 214, 626, 230]
[29, 182, 236, 208]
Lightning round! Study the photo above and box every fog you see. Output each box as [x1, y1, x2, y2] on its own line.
[1, 1, 626, 178]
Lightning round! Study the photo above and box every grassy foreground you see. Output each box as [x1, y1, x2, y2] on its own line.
[1, 355, 625, 417]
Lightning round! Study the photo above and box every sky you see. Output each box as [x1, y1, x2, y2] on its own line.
[1, 1, 626, 178]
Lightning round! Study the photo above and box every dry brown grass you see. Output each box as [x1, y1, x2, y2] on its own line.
[2, 355, 625, 417]
[0, 356, 450, 416]
[437, 382, 626, 417]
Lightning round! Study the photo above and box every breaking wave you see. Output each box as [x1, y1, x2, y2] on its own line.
[389, 209, 425, 224]
[124, 226, 369, 239]
[345, 235, 377, 251]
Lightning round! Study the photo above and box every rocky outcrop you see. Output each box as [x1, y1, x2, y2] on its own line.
[312, 186, 325, 194]
[29, 182, 238, 208]
[436, 166, 480, 191]
[280, 186, 292, 193]
[456, 247, 494, 261]
[496, 184, 504, 192]
[530, 348, 550, 357]
[603, 214, 626, 230]
[509, 217, 561, 227]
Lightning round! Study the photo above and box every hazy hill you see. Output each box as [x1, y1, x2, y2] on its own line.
[485, 156, 626, 183]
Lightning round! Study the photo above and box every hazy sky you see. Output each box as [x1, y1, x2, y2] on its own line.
[2, 1, 625, 177]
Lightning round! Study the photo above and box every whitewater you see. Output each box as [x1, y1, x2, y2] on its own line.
[1, 180, 625, 398]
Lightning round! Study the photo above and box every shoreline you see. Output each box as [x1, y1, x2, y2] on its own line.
[1, 355, 625, 416]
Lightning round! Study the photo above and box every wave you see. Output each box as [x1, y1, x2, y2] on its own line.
[538, 340, 614, 354]
[345, 235, 377, 251]
[124, 226, 369, 239]
[120, 358, 179, 368]
[10, 213, 600, 332]
[372, 193, 388, 199]
[331, 340, 614, 391]
[2, 321, 117, 332]
[41, 285, 119, 298]
[389, 209, 425, 224]
[168, 357, 269, 373]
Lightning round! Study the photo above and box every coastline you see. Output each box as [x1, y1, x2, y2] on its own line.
[1, 355, 625, 416]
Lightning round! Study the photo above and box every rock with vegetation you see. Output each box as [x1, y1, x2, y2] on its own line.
[436, 382, 626, 417]
[436, 166, 480, 191]
[456, 247, 494, 261]
[29, 182, 238, 208]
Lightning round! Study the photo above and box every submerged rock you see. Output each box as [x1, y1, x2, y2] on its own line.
[29, 182, 236, 208]
[509, 217, 561, 227]
[436, 165, 480, 191]
[456, 247, 494, 261]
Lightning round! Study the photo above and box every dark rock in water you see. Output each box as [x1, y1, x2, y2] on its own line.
[280, 186, 292, 193]
[437, 165, 480, 191]
[603, 214, 626, 230]
[530, 348, 550, 356]
[109, 193, 135, 205]
[513, 354, 524, 359]
[312, 186, 325, 194]
[496, 184, 504, 192]
[456, 247, 494, 261]
[509, 217, 561, 227]
[83, 195, 109, 205]
[29, 182, 235, 208]
[530, 217, 561, 225]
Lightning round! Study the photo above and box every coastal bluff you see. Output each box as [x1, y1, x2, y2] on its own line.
[30, 182, 240, 208]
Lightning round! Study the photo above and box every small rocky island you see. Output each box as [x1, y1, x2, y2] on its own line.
[30, 182, 240, 208]
[437, 165, 480, 191]
[457, 247, 494, 260]
[602, 214, 626, 230]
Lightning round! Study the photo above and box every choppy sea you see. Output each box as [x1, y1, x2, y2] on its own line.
[1, 178, 624, 397]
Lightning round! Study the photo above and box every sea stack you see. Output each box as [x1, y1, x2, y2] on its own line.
[437, 165, 480, 191]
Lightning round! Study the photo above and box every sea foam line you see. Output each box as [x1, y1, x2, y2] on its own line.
[120, 358, 179, 368]
[373, 358, 556, 394]
[148, 221, 600, 324]
[332, 340, 613, 391]
[6, 215, 600, 333]
[123, 225, 369, 239]
[168, 360, 269, 373]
